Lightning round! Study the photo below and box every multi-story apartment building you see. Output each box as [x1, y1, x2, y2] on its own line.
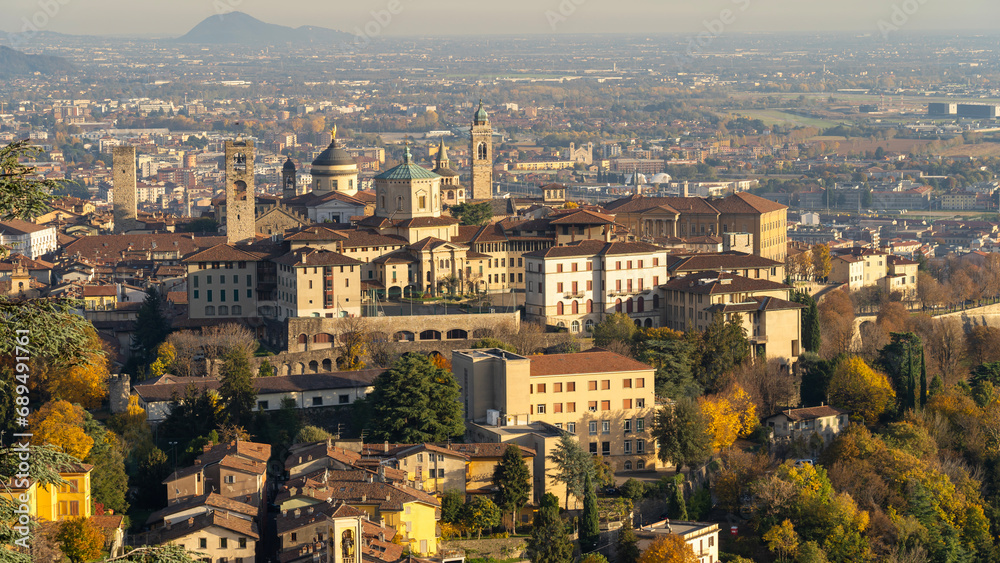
[274, 249, 363, 320]
[828, 247, 889, 290]
[0, 463, 94, 522]
[162, 440, 271, 520]
[662, 272, 803, 366]
[0, 219, 58, 259]
[183, 244, 266, 320]
[453, 348, 659, 475]
[880, 256, 919, 301]
[524, 240, 669, 332]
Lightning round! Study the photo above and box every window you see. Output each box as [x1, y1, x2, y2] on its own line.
[207, 290, 213, 302]
[554, 382, 562, 393]
[339, 394, 350, 404]
[590, 442, 598, 454]
[623, 379, 632, 388]
[438, 469, 444, 478]
[624, 441, 632, 454]
[602, 420, 610, 434]
[636, 398, 645, 408]
[239, 538, 247, 549]
[567, 402, 576, 413]
[537, 404, 546, 414]
[637, 439, 645, 453]
[567, 422, 576, 433]
[205, 306, 215, 316]
[557, 264, 563, 273]
[589, 421, 598, 435]
[625, 419, 632, 433]
[258, 401, 269, 410]
[637, 418, 645, 432]
[588, 381, 597, 391]
[624, 399, 633, 409]
[199, 538, 207, 549]
[636, 378, 645, 388]
[224, 475, 235, 484]
[537, 383, 546, 393]
[602, 442, 611, 455]
[601, 380, 610, 390]
[589, 401, 598, 412]
[312, 397, 323, 406]
[567, 382, 576, 392]
[193, 276, 199, 288]
[601, 400, 610, 411]
[220, 538, 228, 549]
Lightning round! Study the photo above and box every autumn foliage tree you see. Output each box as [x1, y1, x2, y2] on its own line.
[637, 535, 698, 563]
[818, 289, 855, 358]
[56, 517, 104, 563]
[33, 327, 109, 409]
[30, 400, 95, 460]
[698, 384, 757, 450]
[827, 357, 895, 425]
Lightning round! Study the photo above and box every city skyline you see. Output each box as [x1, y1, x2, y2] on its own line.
[3, 0, 999, 38]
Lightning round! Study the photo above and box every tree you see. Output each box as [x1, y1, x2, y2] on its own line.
[652, 398, 711, 473]
[966, 325, 1000, 365]
[449, 202, 493, 226]
[132, 287, 170, 372]
[694, 314, 750, 393]
[492, 444, 531, 533]
[617, 519, 641, 563]
[818, 289, 855, 358]
[364, 354, 465, 443]
[592, 312, 638, 349]
[526, 493, 574, 563]
[621, 478, 646, 502]
[257, 359, 275, 378]
[637, 535, 698, 563]
[294, 425, 332, 443]
[811, 244, 832, 281]
[149, 341, 176, 378]
[219, 348, 256, 427]
[56, 517, 104, 563]
[827, 357, 895, 424]
[441, 489, 465, 524]
[698, 385, 757, 450]
[764, 519, 800, 563]
[336, 317, 369, 371]
[0, 140, 61, 221]
[86, 430, 129, 514]
[877, 332, 922, 412]
[641, 337, 700, 399]
[548, 432, 593, 508]
[200, 323, 258, 361]
[34, 327, 109, 409]
[792, 292, 821, 353]
[30, 400, 95, 460]
[581, 473, 600, 553]
[462, 496, 501, 540]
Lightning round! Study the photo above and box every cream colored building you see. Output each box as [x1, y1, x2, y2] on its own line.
[764, 405, 850, 445]
[879, 255, 919, 301]
[524, 240, 670, 332]
[184, 244, 265, 320]
[274, 248, 363, 320]
[662, 272, 803, 367]
[154, 512, 258, 563]
[454, 348, 659, 474]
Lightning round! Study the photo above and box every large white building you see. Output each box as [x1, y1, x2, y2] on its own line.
[0, 220, 57, 259]
[524, 240, 670, 332]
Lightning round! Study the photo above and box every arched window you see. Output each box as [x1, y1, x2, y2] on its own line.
[556, 302, 564, 315]
[637, 297, 644, 313]
[478, 142, 487, 160]
[459, 190, 464, 197]
[380, 195, 386, 209]
[625, 461, 633, 470]
[626, 298, 634, 313]
[397, 196, 403, 210]
[637, 460, 645, 470]
[571, 300, 579, 314]
[644, 318, 653, 327]
[232, 305, 242, 315]
[571, 320, 581, 333]
[653, 294, 660, 309]
[342, 530, 356, 561]
[585, 319, 595, 332]
[448, 191, 455, 200]
[205, 306, 215, 316]
[615, 299, 622, 313]
[586, 299, 593, 313]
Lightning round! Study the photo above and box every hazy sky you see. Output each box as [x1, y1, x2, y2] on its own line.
[3, 0, 998, 37]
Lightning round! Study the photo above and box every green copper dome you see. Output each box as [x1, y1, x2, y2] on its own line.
[374, 144, 440, 180]
[474, 100, 488, 123]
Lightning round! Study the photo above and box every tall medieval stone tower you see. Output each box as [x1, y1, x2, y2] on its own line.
[112, 146, 138, 234]
[470, 100, 493, 201]
[225, 140, 256, 244]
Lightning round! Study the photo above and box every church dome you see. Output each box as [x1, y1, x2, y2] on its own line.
[312, 139, 356, 168]
[282, 156, 296, 172]
[474, 100, 488, 123]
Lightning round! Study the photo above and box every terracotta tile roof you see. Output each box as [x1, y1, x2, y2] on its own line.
[548, 210, 616, 225]
[667, 252, 782, 273]
[63, 233, 227, 264]
[766, 405, 848, 421]
[146, 493, 257, 525]
[273, 249, 363, 267]
[529, 350, 654, 376]
[276, 500, 366, 534]
[662, 272, 791, 295]
[706, 296, 806, 314]
[152, 511, 259, 543]
[337, 230, 408, 248]
[711, 192, 788, 214]
[286, 442, 363, 471]
[0, 219, 51, 235]
[285, 225, 351, 242]
[82, 285, 116, 297]
[281, 470, 441, 511]
[524, 240, 664, 259]
[446, 443, 536, 458]
[217, 454, 267, 475]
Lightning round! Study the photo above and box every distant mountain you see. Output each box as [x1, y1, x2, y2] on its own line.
[0, 46, 73, 77]
[176, 12, 354, 46]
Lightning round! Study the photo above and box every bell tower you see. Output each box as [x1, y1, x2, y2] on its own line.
[225, 140, 255, 244]
[470, 100, 493, 201]
[281, 156, 297, 198]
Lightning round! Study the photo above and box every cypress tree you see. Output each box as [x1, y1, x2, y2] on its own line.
[581, 472, 600, 553]
[526, 493, 573, 563]
[920, 348, 928, 407]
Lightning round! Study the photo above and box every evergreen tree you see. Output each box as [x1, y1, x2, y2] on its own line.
[616, 519, 641, 563]
[131, 287, 170, 372]
[792, 291, 821, 352]
[493, 444, 531, 534]
[219, 348, 256, 428]
[441, 489, 465, 523]
[364, 354, 465, 443]
[877, 332, 922, 413]
[257, 360, 275, 378]
[652, 398, 711, 473]
[548, 432, 593, 508]
[920, 347, 928, 407]
[526, 493, 573, 563]
[669, 474, 689, 520]
[581, 472, 600, 554]
[695, 313, 750, 393]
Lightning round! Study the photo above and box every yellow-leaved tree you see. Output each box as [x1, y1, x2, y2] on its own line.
[828, 356, 895, 424]
[698, 384, 758, 450]
[33, 328, 108, 409]
[149, 341, 176, 377]
[637, 535, 698, 563]
[30, 400, 95, 460]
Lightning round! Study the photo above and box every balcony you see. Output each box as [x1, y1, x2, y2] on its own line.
[563, 292, 586, 299]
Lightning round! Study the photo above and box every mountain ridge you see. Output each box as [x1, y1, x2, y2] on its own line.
[175, 12, 355, 45]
